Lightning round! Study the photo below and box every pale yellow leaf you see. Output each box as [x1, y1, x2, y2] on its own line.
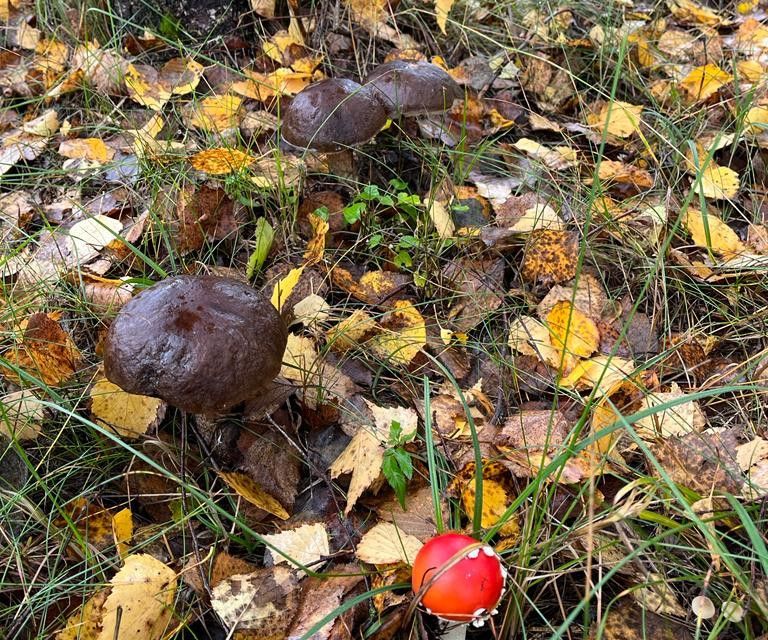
[368, 300, 426, 365]
[679, 64, 732, 101]
[425, 198, 455, 238]
[545, 301, 600, 359]
[508, 315, 561, 368]
[513, 138, 578, 169]
[356, 522, 423, 564]
[262, 522, 330, 569]
[435, 0, 454, 34]
[586, 101, 643, 138]
[558, 356, 635, 395]
[635, 383, 707, 440]
[184, 95, 242, 132]
[683, 209, 746, 257]
[90, 377, 166, 438]
[97, 554, 176, 640]
[736, 437, 768, 471]
[112, 508, 133, 560]
[329, 427, 383, 515]
[692, 165, 740, 200]
[0, 390, 44, 440]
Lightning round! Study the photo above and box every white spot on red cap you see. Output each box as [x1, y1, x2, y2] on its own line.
[467, 548, 480, 559]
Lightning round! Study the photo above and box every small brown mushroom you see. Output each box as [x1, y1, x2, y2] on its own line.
[103, 275, 287, 415]
[363, 60, 463, 118]
[281, 78, 388, 152]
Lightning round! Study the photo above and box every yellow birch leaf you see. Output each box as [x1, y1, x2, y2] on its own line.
[692, 165, 740, 200]
[219, 470, 290, 520]
[112, 508, 133, 559]
[745, 106, 768, 134]
[90, 377, 166, 439]
[56, 588, 109, 640]
[679, 64, 732, 102]
[461, 479, 521, 540]
[327, 310, 378, 351]
[189, 148, 256, 175]
[369, 300, 426, 365]
[683, 209, 746, 257]
[184, 95, 242, 132]
[356, 522, 423, 564]
[513, 138, 578, 169]
[586, 101, 643, 138]
[262, 522, 330, 568]
[97, 554, 176, 640]
[436, 0, 454, 34]
[0, 390, 44, 440]
[558, 355, 635, 395]
[271, 265, 305, 311]
[58, 138, 114, 164]
[124, 64, 172, 110]
[668, 0, 726, 27]
[545, 301, 600, 359]
[303, 214, 328, 264]
[425, 198, 455, 238]
[508, 316, 561, 368]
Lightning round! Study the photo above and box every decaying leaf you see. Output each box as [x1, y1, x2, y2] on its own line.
[183, 95, 242, 132]
[508, 315, 563, 369]
[331, 267, 411, 306]
[262, 522, 330, 569]
[3, 313, 81, 386]
[212, 565, 300, 633]
[512, 137, 578, 170]
[368, 300, 427, 365]
[521, 229, 579, 286]
[586, 101, 643, 138]
[596, 598, 693, 639]
[90, 376, 166, 439]
[330, 401, 418, 514]
[635, 383, 706, 440]
[0, 389, 44, 440]
[189, 148, 256, 175]
[596, 160, 654, 191]
[355, 522, 423, 565]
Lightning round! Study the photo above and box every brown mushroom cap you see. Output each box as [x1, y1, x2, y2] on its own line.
[281, 78, 388, 152]
[363, 60, 463, 117]
[103, 275, 287, 414]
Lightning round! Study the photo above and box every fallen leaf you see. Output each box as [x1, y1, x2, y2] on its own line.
[435, 0, 455, 34]
[0, 389, 44, 440]
[586, 101, 643, 138]
[330, 401, 417, 514]
[521, 229, 579, 286]
[3, 313, 81, 386]
[596, 160, 654, 191]
[461, 478, 521, 540]
[536, 274, 606, 321]
[513, 137, 578, 170]
[54, 497, 115, 549]
[98, 554, 177, 640]
[369, 300, 427, 365]
[56, 589, 109, 640]
[736, 437, 768, 471]
[183, 95, 242, 132]
[326, 310, 379, 351]
[425, 198, 455, 238]
[212, 565, 299, 633]
[508, 315, 563, 369]
[635, 383, 707, 440]
[58, 138, 115, 164]
[219, 470, 291, 520]
[545, 301, 600, 360]
[355, 522, 423, 565]
[668, 0, 726, 27]
[90, 376, 166, 439]
[262, 522, 330, 569]
[679, 64, 732, 102]
[683, 208, 746, 257]
[189, 148, 256, 175]
[331, 267, 411, 306]
[558, 355, 635, 395]
[596, 598, 693, 639]
[112, 508, 133, 559]
[272, 265, 306, 311]
[691, 165, 740, 200]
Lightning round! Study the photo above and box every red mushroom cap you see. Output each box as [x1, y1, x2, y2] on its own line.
[411, 533, 506, 624]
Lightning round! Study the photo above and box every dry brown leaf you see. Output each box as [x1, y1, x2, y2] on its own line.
[90, 376, 166, 439]
[375, 485, 448, 542]
[219, 470, 291, 520]
[3, 313, 81, 386]
[287, 565, 364, 640]
[635, 383, 707, 440]
[736, 437, 768, 471]
[355, 522, 423, 565]
[262, 523, 330, 569]
[521, 229, 579, 286]
[212, 565, 299, 633]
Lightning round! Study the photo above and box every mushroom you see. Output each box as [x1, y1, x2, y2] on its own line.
[281, 78, 388, 152]
[103, 275, 288, 415]
[363, 60, 462, 118]
[411, 533, 506, 626]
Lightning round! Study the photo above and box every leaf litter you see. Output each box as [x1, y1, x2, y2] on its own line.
[2, 0, 768, 636]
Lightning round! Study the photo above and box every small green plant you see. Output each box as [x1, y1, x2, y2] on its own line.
[381, 420, 416, 509]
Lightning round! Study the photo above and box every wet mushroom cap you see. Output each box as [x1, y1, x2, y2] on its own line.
[364, 60, 463, 117]
[103, 275, 288, 414]
[281, 78, 388, 152]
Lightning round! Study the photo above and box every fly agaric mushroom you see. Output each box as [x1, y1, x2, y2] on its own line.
[363, 60, 462, 118]
[411, 533, 506, 627]
[103, 275, 287, 415]
[281, 78, 388, 152]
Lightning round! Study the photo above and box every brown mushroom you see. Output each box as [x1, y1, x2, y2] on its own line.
[281, 78, 388, 152]
[103, 275, 287, 415]
[363, 60, 463, 118]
